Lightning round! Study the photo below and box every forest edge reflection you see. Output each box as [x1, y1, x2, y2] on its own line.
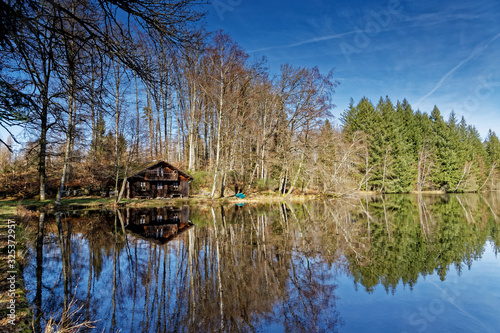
[24, 193, 500, 332]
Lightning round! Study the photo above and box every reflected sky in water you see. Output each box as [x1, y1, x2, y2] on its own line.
[24, 194, 500, 332]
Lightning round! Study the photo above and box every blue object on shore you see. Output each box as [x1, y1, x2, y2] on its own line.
[235, 193, 246, 199]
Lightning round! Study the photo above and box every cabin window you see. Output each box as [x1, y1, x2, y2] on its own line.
[140, 182, 146, 191]
[158, 182, 163, 190]
[157, 168, 160, 176]
[173, 183, 179, 191]
[157, 215, 163, 223]
[140, 215, 146, 224]
[160, 167, 164, 177]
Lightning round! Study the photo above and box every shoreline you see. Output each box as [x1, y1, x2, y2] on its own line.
[1, 190, 498, 212]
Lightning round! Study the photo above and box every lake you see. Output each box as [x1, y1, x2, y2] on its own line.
[23, 194, 500, 332]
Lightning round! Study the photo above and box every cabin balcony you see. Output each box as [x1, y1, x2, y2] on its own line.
[145, 170, 178, 181]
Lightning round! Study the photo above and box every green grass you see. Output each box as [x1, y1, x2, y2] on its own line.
[0, 202, 18, 221]
[0, 198, 52, 220]
[57, 197, 113, 207]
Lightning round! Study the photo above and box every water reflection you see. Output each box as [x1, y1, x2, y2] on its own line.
[24, 194, 500, 332]
[123, 207, 193, 244]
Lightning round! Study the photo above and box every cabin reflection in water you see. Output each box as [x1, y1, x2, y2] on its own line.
[124, 206, 192, 244]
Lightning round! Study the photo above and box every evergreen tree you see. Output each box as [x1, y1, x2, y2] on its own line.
[339, 97, 500, 193]
[486, 130, 500, 165]
[467, 125, 488, 190]
[341, 97, 379, 191]
[389, 100, 416, 192]
[340, 98, 358, 136]
[430, 107, 461, 191]
[483, 130, 500, 190]
[413, 111, 435, 191]
[368, 97, 390, 191]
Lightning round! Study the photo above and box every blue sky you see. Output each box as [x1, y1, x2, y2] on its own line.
[206, 0, 500, 139]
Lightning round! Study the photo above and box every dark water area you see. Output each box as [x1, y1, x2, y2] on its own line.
[24, 194, 500, 332]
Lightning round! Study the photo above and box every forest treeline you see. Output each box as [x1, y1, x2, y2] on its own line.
[341, 97, 500, 193]
[0, 1, 499, 200]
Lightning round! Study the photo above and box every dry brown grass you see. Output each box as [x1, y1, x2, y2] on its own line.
[42, 299, 97, 333]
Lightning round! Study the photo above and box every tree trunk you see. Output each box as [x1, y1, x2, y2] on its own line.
[211, 77, 224, 199]
[365, 147, 369, 192]
[479, 163, 496, 191]
[90, 55, 97, 158]
[220, 170, 226, 198]
[285, 152, 304, 197]
[135, 74, 140, 159]
[114, 60, 121, 196]
[211, 206, 225, 331]
[188, 67, 197, 171]
[163, 71, 169, 160]
[156, 92, 162, 158]
[380, 148, 389, 193]
[417, 149, 423, 192]
[38, 102, 47, 201]
[55, 74, 75, 206]
[34, 212, 45, 332]
[147, 90, 154, 159]
[56, 6, 77, 206]
[454, 161, 472, 192]
[56, 213, 69, 313]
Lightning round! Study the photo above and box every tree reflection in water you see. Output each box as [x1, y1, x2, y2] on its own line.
[24, 193, 500, 332]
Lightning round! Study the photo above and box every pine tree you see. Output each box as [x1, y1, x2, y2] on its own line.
[430, 107, 461, 191]
[467, 125, 488, 190]
[454, 117, 486, 191]
[340, 96, 498, 193]
[486, 130, 500, 165]
[364, 97, 388, 191]
[389, 100, 416, 192]
[341, 97, 379, 191]
[340, 98, 358, 136]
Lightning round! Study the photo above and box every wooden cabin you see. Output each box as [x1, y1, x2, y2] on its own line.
[125, 161, 193, 199]
[124, 207, 190, 226]
[124, 206, 193, 244]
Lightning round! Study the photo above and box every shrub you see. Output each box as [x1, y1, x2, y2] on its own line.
[190, 170, 213, 195]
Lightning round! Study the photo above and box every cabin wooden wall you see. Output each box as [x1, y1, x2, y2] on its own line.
[180, 179, 189, 197]
[125, 162, 191, 199]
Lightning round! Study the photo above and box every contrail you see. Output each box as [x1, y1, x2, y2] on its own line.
[418, 32, 500, 104]
[249, 31, 357, 53]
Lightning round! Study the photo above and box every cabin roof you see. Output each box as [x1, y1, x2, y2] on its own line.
[128, 160, 193, 180]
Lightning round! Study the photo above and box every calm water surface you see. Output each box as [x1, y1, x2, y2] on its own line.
[24, 194, 500, 332]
